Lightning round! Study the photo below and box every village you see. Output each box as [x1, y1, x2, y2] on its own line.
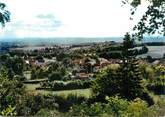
[3, 41, 162, 91]
[0, 40, 165, 116]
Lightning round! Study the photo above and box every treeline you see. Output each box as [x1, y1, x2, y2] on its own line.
[39, 80, 91, 91]
[98, 46, 148, 59]
[139, 42, 165, 46]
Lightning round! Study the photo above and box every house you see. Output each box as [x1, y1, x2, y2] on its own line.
[99, 58, 110, 67]
[109, 59, 122, 64]
[25, 60, 30, 64]
[152, 60, 160, 65]
[76, 73, 93, 80]
[34, 60, 45, 67]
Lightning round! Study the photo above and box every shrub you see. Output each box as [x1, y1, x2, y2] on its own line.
[126, 98, 156, 117]
[104, 96, 129, 116]
[69, 103, 104, 116]
[91, 67, 122, 98]
[35, 109, 62, 116]
[48, 72, 63, 81]
[40, 80, 91, 91]
[1, 105, 17, 116]
[14, 75, 26, 81]
[68, 96, 157, 117]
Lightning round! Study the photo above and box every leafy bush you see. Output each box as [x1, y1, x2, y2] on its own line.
[1, 105, 17, 116]
[91, 67, 122, 98]
[69, 102, 104, 116]
[14, 75, 26, 81]
[35, 109, 62, 116]
[48, 71, 63, 81]
[68, 96, 157, 117]
[40, 79, 91, 91]
[31, 67, 47, 79]
[15, 94, 60, 115]
[145, 65, 165, 94]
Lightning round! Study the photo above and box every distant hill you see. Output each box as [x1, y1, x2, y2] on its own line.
[0, 36, 164, 46]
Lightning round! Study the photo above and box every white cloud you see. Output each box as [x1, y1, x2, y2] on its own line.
[0, 0, 148, 38]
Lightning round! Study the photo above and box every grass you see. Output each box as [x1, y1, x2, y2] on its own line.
[23, 71, 31, 80]
[24, 83, 92, 98]
[24, 83, 40, 91]
[37, 88, 92, 98]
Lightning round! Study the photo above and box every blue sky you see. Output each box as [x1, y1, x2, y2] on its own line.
[0, 0, 149, 38]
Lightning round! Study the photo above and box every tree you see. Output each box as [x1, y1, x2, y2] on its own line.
[31, 68, 37, 79]
[48, 71, 63, 81]
[0, 67, 25, 114]
[91, 66, 122, 99]
[120, 33, 154, 104]
[163, 53, 165, 58]
[62, 57, 72, 68]
[0, 2, 10, 27]
[122, 0, 165, 39]
[120, 58, 145, 100]
[2, 55, 24, 76]
[91, 33, 154, 105]
[12, 56, 24, 75]
[48, 62, 59, 73]
[1, 105, 17, 116]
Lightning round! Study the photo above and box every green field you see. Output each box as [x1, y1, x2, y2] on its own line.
[24, 83, 91, 98]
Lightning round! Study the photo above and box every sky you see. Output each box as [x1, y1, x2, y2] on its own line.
[0, 0, 149, 38]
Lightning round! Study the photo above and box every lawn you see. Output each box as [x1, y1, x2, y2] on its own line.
[24, 83, 40, 91]
[37, 88, 92, 98]
[24, 83, 92, 98]
[23, 71, 31, 80]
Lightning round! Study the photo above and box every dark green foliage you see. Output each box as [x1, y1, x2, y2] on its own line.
[120, 58, 145, 100]
[62, 57, 72, 67]
[56, 53, 70, 61]
[92, 33, 153, 105]
[147, 65, 165, 94]
[48, 71, 63, 81]
[40, 80, 91, 91]
[54, 94, 86, 112]
[12, 56, 24, 75]
[148, 85, 165, 95]
[15, 94, 86, 115]
[31, 67, 47, 79]
[48, 62, 59, 72]
[91, 67, 122, 98]
[0, 2, 10, 27]
[36, 55, 44, 62]
[0, 54, 9, 61]
[0, 55, 24, 76]
[98, 36, 148, 59]
[121, 33, 153, 104]
[146, 55, 154, 63]
[69, 103, 104, 116]
[31, 68, 37, 79]
[68, 96, 156, 117]
[47, 62, 67, 77]
[163, 53, 165, 58]
[99, 51, 122, 59]
[35, 109, 61, 116]
[0, 68, 25, 113]
[124, 0, 165, 38]
[14, 75, 26, 81]
[16, 94, 48, 115]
